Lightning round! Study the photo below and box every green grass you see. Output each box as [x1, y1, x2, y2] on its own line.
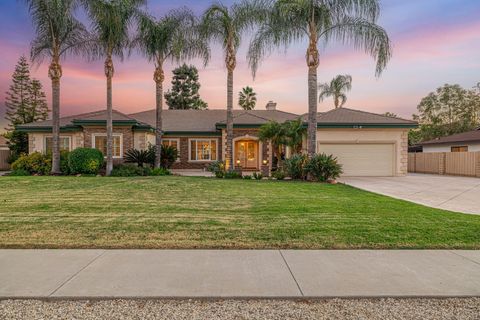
[0, 176, 479, 249]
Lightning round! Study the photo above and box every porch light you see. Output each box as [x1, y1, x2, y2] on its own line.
[236, 159, 241, 165]
[262, 159, 268, 165]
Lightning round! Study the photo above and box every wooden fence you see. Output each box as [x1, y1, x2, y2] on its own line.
[0, 150, 10, 171]
[408, 152, 480, 177]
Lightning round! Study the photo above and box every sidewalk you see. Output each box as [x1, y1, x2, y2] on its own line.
[1, 250, 479, 298]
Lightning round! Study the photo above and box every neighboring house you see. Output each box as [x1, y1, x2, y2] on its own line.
[419, 128, 480, 153]
[0, 136, 8, 151]
[17, 105, 417, 177]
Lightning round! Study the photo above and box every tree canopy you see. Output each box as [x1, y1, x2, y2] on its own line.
[165, 64, 208, 110]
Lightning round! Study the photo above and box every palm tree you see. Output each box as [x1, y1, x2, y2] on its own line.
[319, 74, 352, 109]
[238, 86, 257, 110]
[82, 0, 144, 175]
[200, 1, 263, 171]
[132, 9, 209, 168]
[26, 0, 91, 174]
[284, 118, 306, 154]
[249, 0, 392, 158]
[258, 121, 287, 168]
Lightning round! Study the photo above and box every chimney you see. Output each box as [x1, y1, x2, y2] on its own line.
[265, 101, 277, 111]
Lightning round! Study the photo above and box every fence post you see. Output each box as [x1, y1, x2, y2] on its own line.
[476, 152, 480, 178]
[439, 152, 446, 175]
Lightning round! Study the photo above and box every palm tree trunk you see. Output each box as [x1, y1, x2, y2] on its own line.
[48, 60, 62, 175]
[154, 65, 164, 169]
[226, 69, 234, 171]
[307, 66, 317, 158]
[105, 56, 114, 176]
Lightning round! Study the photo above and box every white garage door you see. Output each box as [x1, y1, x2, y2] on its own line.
[319, 143, 394, 177]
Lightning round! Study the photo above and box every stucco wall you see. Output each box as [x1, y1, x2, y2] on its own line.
[316, 128, 409, 176]
[423, 143, 480, 153]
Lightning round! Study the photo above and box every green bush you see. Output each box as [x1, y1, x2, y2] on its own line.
[11, 152, 51, 175]
[142, 145, 178, 169]
[305, 153, 343, 182]
[284, 154, 308, 180]
[272, 169, 285, 180]
[224, 170, 242, 179]
[8, 169, 30, 176]
[207, 160, 226, 178]
[68, 148, 104, 175]
[252, 172, 263, 180]
[243, 174, 252, 180]
[60, 151, 71, 175]
[150, 167, 171, 176]
[110, 164, 151, 177]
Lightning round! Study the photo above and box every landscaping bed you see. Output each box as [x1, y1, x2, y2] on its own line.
[0, 176, 479, 249]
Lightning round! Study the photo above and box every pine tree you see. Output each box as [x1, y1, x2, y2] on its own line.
[165, 64, 208, 110]
[5, 56, 32, 128]
[4, 56, 49, 160]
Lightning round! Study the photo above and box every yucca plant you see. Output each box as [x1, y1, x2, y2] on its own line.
[124, 148, 151, 167]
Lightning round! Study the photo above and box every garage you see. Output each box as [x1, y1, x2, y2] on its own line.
[318, 143, 395, 177]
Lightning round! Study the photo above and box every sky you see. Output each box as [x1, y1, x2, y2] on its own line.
[0, 0, 479, 132]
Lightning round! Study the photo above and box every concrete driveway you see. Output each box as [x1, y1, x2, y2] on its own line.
[342, 174, 480, 215]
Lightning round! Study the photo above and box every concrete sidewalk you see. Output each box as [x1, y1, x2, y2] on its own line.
[1, 250, 479, 298]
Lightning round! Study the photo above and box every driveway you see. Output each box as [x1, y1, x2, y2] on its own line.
[341, 174, 480, 215]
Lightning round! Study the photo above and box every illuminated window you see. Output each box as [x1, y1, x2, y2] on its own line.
[92, 134, 122, 158]
[451, 146, 468, 152]
[189, 139, 217, 161]
[162, 139, 180, 161]
[44, 136, 71, 153]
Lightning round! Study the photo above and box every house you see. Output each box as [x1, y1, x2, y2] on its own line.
[0, 136, 8, 151]
[418, 128, 480, 153]
[17, 104, 417, 177]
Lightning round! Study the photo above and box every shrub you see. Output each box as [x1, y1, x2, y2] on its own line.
[141, 145, 178, 169]
[252, 172, 263, 180]
[11, 152, 51, 175]
[68, 148, 104, 175]
[272, 169, 285, 180]
[284, 154, 308, 180]
[59, 151, 71, 175]
[207, 160, 226, 178]
[8, 169, 30, 176]
[125, 148, 151, 167]
[110, 164, 150, 177]
[243, 174, 252, 180]
[224, 170, 242, 179]
[150, 167, 171, 176]
[305, 153, 343, 182]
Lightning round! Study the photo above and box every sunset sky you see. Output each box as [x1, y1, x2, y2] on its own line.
[1, 0, 479, 131]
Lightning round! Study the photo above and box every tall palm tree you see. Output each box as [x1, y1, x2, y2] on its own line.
[82, 0, 144, 175]
[249, 0, 392, 158]
[200, 1, 263, 171]
[238, 86, 257, 110]
[132, 9, 209, 168]
[319, 74, 352, 109]
[26, 0, 90, 174]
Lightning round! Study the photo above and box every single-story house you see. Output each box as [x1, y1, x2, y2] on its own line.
[418, 127, 480, 153]
[17, 104, 417, 177]
[0, 136, 8, 151]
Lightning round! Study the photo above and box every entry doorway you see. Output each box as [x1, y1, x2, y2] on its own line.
[235, 140, 259, 170]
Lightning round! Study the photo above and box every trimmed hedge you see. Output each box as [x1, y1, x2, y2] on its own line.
[68, 148, 104, 175]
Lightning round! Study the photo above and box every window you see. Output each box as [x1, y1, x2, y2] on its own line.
[44, 136, 71, 153]
[162, 139, 180, 161]
[92, 134, 122, 158]
[451, 146, 468, 152]
[189, 139, 217, 161]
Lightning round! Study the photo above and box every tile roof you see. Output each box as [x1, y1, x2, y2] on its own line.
[419, 128, 480, 145]
[308, 108, 417, 125]
[0, 136, 8, 146]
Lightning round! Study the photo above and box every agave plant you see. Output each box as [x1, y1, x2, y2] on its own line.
[124, 148, 151, 167]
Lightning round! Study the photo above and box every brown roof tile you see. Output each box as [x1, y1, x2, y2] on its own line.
[419, 128, 480, 145]
[311, 108, 417, 125]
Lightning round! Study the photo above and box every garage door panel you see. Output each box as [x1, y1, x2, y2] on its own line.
[318, 144, 394, 177]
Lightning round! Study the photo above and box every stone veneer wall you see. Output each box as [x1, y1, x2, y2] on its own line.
[400, 130, 408, 175]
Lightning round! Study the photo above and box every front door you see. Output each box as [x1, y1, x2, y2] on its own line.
[235, 140, 258, 169]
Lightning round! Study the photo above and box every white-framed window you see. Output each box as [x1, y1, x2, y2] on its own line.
[44, 136, 71, 153]
[92, 133, 123, 158]
[189, 139, 217, 161]
[162, 138, 180, 161]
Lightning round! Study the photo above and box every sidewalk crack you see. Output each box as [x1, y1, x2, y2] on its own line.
[48, 250, 106, 297]
[279, 250, 304, 297]
[449, 251, 480, 267]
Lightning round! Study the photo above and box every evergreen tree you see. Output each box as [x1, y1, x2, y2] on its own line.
[165, 64, 208, 110]
[4, 56, 49, 160]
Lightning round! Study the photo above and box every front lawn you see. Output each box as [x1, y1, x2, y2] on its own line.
[0, 176, 479, 249]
